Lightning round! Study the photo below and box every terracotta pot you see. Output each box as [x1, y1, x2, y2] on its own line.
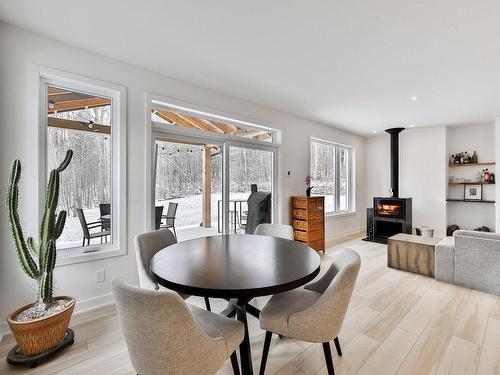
[7, 296, 75, 356]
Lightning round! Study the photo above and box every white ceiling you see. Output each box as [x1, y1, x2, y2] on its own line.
[1, 0, 500, 135]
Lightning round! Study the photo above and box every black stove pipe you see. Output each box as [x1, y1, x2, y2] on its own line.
[385, 127, 405, 198]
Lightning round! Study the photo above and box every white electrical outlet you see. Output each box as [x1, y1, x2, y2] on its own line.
[95, 269, 105, 283]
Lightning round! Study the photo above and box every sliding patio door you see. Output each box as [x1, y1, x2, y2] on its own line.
[227, 145, 275, 234]
[150, 101, 279, 239]
[153, 136, 223, 241]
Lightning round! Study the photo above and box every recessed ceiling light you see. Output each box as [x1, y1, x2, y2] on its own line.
[409, 124, 415, 128]
[372, 130, 377, 134]
[410, 96, 419, 102]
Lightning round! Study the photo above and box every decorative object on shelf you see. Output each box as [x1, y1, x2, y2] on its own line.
[483, 169, 491, 183]
[472, 151, 478, 164]
[304, 175, 313, 197]
[488, 173, 495, 184]
[474, 226, 490, 232]
[449, 151, 484, 165]
[6, 150, 75, 367]
[463, 152, 471, 164]
[464, 184, 482, 200]
[447, 225, 460, 236]
[414, 225, 434, 238]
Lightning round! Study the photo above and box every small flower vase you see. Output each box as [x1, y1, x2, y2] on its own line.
[306, 187, 312, 197]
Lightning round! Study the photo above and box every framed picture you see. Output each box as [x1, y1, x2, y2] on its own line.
[464, 184, 482, 200]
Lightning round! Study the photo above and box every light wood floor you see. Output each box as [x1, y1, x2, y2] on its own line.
[1, 234, 499, 375]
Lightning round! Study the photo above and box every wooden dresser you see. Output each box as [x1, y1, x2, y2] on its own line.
[290, 196, 325, 252]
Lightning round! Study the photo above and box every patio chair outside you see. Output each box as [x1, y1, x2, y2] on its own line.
[76, 208, 111, 246]
[99, 203, 111, 231]
[161, 202, 178, 238]
[155, 206, 164, 230]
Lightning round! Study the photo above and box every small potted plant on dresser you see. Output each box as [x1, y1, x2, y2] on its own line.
[5, 150, 75, 367]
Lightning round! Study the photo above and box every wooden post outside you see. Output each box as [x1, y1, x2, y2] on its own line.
[202, 145, 212, 228]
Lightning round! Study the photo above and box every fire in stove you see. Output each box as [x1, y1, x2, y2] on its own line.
[377, 203, 402, 216]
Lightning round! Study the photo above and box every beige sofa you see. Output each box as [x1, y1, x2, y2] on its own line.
[435, 230, 500, 296]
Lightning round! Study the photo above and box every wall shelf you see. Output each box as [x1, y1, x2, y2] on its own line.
[448, 162, 495, 167]
[446, 199, 495, 204]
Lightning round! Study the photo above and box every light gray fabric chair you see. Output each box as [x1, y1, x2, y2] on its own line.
[255, 223, 294, 240]
[436, 230, 500, 296]
[112, 278, 244, 375]
[134, 229, 211, 310]
[259, 248, 361, 375]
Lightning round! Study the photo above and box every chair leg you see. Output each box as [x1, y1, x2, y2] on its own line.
[334, 337, 342, 356]
[230, 351, 240, 375]
[173, 225, 177, 239]
[259, 331, 272, 375]
[322, 342, 335, 375]
[204, 297, 211, 311]
[82, 237, 86, 247]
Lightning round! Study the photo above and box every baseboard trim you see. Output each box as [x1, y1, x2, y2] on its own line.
[326, 227, 366, 245]
[1, 292, 115, 340]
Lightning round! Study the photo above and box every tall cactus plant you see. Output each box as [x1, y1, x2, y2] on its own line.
[6, 150, 73, 310]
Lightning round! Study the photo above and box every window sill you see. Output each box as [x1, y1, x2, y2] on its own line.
[325, 211, 356, 218]
[56, 246, 126, 267]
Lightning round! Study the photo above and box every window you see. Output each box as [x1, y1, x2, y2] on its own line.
[41, 73, 125, 262]
[310, 138, 355, 214]
[149, 98, 279, 239]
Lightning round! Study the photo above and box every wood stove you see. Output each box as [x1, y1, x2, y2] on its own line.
[364, 128, 412, 244]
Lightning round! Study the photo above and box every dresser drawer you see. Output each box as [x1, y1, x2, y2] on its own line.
[308, 219, 324, 231]
[294, 230, 308, 242]
[292, 197, 308, 209]
[292, 209, 307, 219]
[293, 219, 308, 231]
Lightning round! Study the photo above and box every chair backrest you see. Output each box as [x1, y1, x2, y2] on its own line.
[112, 278, 226, 375]
[99, 203, 111, 217]
[134, 229, 177, 290]
[155, 206, 164, 230]
[255, 223, 294, 240]
[75, 208, 90, 239]
[166, 202, 178, 219]
[292, 248, 361, 342]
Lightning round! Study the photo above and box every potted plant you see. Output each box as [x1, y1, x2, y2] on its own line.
[305, 175, 314, 197]
[5, 150, 75, 357]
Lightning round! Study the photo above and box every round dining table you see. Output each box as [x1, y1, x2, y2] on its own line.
[150, 234, 321, 375]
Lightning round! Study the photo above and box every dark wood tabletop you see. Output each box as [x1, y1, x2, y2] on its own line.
[150, 234, 321, 299]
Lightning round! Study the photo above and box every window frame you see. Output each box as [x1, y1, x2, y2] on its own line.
[309, 137, 356, 216]
[146, 94, 281, 234]
[38, 70, 127, 266]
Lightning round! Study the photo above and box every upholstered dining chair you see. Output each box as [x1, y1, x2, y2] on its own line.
[112, 278, 244, 375]
[258, 248, 361, 375]
[254, 223, 294, 240]
[134, 229, 212, 311]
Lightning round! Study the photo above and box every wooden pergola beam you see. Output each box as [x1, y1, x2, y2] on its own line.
[48, 98, 111, 114]
[48, 117, 110, 134]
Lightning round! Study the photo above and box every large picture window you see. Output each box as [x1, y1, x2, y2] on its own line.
[41, 74, 125, 261]
[310, 138, 355, 214]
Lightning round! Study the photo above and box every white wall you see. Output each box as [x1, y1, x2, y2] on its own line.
[365, 127, 448, 237]
[446, 124, 496, 231]
[0, 23, 366, 335]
